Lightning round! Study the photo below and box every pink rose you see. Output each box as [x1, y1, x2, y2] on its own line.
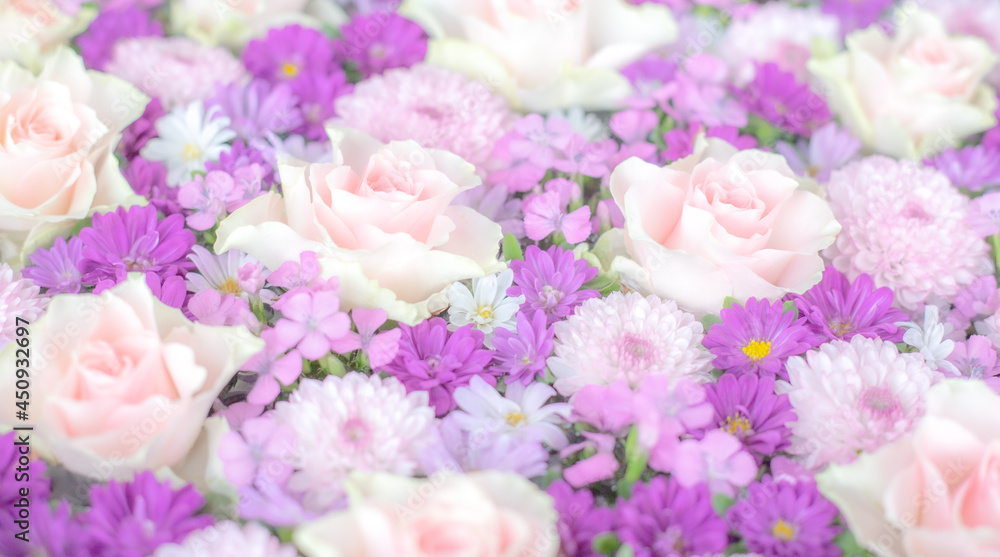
[817, 379, 1000, 556]
[0, 274, 263, 480]
[0, 47, 147, 268]
[293, 471, 558, 557]
[808, 9, 998, 159]
[606, 136, 841, 316]
[215, 127, 505, 325]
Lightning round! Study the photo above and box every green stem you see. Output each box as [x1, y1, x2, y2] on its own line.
[617, 426, 648, 499]
[992, 232, 1000, 275]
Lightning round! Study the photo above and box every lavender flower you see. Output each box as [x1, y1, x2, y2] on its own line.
[507, 245, 599, 324]
[23, 237, 85, 294]
[702, 297, 812, 380]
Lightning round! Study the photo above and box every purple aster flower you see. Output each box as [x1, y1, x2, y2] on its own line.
[615, 476, 729, 557]
[697, 372, 795, 463]
[548, 480, 615, 557]
[620, 55, 677, 109]
[119, 97, 165, 162]
[727, 476, 841, 557]
[125, 157, 182, 216]
[966, 191, 1000, 237]
[946, 335, 1000, 391]
[293, 71, 355, 141]
[492, 310, 554, 384]
[790, 266, 907, 347]
[23, 236, 85, 294]
[929, 144, 1000, 192]
[78, 471, 214, 557]
[775, 122, 862, 182]
[205, 139, 276, 186]
[823, 0, 894, 35]
[739, 62, 831, 136]
[337, 12, 427, 78]
[270, 279, 353, 360]
[30, 501, 90, 557]
[0, 432, 50, 557]
[242, 24, 339, 87]
[507, 245, 599, 324]
[661, 122, 757, 162]
[78, 204, 196, 291]
[75, 6, 163, 70]
[207, 79, 303, 143]
[381, 317, 496, 416]
[701, 297, 811, 380]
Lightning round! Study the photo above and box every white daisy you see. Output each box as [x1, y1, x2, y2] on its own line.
[900, 304, 959, 375]
[547, 106, 609, 141]
[141, 100, 236, 185]
[447, 268, 524, 343]
[450, 375, 571, 449]
[186, 245, 276, 305]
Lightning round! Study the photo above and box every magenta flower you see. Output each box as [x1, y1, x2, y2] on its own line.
[702, 297, 812, 380]
[489, 132, 549, 193]
[775, 122, 862, 182]
[507, 113, 574, 170]
[614, 476, 729, 557]
[271, 280, 353, 360]
[790, 266, 907, 347]
[292, 71, 354, 141]
[78, 471, 214, 557]
[218, 414, 296, 489]
[492, 310, 554, 384]
[930, 144, 1000, 191]
[124, 157, 181, 216]
[740, 62, 831, 136]
[548, 481, 614, 557]
[207, 79, 303, 142]
[119, 97, 165, 162]
[698, 372, 795, 463]
[381, 318, 496, 416]
[23, 236, 85, 294]
[967, 191, 1000, 237]
[620, 54, 677, 109]
[186, 289, 258, 330]
[610, 108, 659, 144]
[672, 429, 758, 497]
[727, 476, 842, 557]
[508, 245, 599, 324]
[76, 6, 163, 71]
[337, 12, 428, 78]
[338, 307, 402, 368]
[267, 251, 321, 291]
[571, 380, 638, 435]
[242, 24, 338, 88]
[552, 135, 616, 178]
[522, 191, 592, 244]
[244, 327, 304, 405]
[946, 335, 1000, 391]
[78, 204, 195, 291]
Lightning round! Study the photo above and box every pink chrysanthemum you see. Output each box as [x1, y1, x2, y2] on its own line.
[0, 265, 48, 348]
[273, 372, 436, 513]
[106, 37, 248, 110]
[334, 64, 515, 174]
[824, 156, 992, 312]
[777, 336, 940, 470]
[547, 291, 711, 397]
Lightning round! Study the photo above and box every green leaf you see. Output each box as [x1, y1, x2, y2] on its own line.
[614, 544, 636, 557]
[722, 296, 740, 309]
[701, 313, 723, 330]
[834, 531, 872, 557]
[502, 232, 524, 261]
[782, 300, 798, 318]
[725, 541, 748, 555]
[711, 493, 736, 516]
[617, 426, 648, 499]
[592, 533, 622, 556]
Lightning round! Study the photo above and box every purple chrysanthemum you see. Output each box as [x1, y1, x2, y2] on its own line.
[739, 62, 831, 136]
[241, 24, 339, 89]
[205, 140, 275, 186]
[698, 372, 795, 463]
[0, 432, 50, 557]
[31, 501, 90, 557]
[507, 245, 599, 324]
[548, 480, 614, 557]
[727, 476, 842, 557]
[119, 97, 165, 162]
[790, 266, 907, 348]
[615, 476, 729, 557]
[125, 157, 182, 217]
[928, 144, 1000, 191]
[491, 310, 554, 385]
[702, 297, 812, 380]
[79, 205, 196, 291]
[78, 471, 214, 557]
[337, 12, 427, 78]
[23, 236, 85, 294]
[207, 79, 303, 143]
[292, 71, 355, 141]
[75, 6, 164, 71]
[822, 0, 894, 35]
[380, 317, 496, 416]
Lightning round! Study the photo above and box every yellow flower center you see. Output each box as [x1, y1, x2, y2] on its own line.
[218, 277, 242, 296]
[505, 412, 527, 427]
[476, 305, 494, 321]
[742, 339, 772, 361]
[280, 62, 300, 78]
[830, 321, 853, 336]
[181, 143, 202, 161]
[724, 414, 752, 437]
[771, 519, 796, 541]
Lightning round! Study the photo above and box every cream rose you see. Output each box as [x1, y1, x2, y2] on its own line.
[215, 127, 505, 325]
[398, 0, 677, 111]
[606, 136, 841, 316]
[168, 0, 346, 48]
[0, 47, 147, 269]
[0, 274, 263, 480]
[0, 0, 94, 71]
[817, 379, 1000, 557]
[294, 471, 559, 557]
[808, 9, 998, 159]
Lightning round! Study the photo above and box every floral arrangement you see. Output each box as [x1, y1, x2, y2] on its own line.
[2, 0, 1000, 556]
